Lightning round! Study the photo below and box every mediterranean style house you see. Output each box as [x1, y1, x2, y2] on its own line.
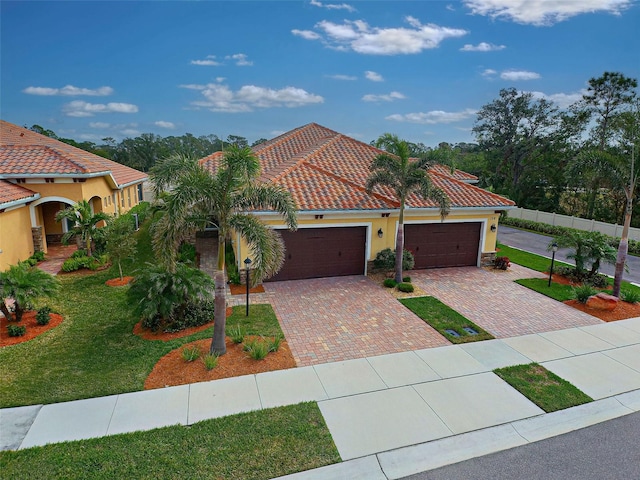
[199, 123, 516, 281]
[0, 120, 148, 270]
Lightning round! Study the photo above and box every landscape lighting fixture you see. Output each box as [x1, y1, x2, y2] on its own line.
[377, 228, 383, 238]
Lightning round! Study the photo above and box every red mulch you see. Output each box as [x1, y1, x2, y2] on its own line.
[144, 336, 296, 390]
[133, 307, 233, 341]
[105, 276, 134, 287]
[229, 284, 266, 295]
[0, 311, 64, 347]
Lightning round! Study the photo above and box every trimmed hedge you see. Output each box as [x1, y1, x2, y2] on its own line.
[501, 216, 640, 256]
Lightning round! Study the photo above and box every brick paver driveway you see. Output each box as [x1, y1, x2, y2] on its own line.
[410, 264, 602, 338]
[261, 276, 450, 367]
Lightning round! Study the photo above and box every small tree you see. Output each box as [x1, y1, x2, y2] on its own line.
[55, 200, 110, 257]
[105, 215, 137, 280]
[550, 231, 616, 279]
[0, 262, 59, 322]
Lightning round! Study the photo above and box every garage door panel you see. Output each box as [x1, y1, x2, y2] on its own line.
[405, 223, 481, 269]
[267, 227, 366, 281]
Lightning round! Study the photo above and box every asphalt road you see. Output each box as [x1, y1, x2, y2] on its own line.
[401, 411, 640, 480]
[497, 226, 640, 285]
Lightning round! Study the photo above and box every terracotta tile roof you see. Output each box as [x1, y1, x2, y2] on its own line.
[0, 179, 39, 208]
[200, 122, 515, 212]
[431, 164, 478, 183]
[0, 120, 147, 187]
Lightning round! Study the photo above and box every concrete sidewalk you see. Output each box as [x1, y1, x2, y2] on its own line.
[2, 318, 640, 480]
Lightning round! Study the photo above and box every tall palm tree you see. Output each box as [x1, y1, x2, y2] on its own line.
[150, 147, 297, 355]
[55, 200, 110, 256]
[366, 133, 450, 284]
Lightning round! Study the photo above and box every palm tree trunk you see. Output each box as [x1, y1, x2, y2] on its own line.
[118, 261, 124, 281]
[613, 198, 632, 297]
[0, 301, 13, 321]
[395, 206, 405, 284]
[210, 234, 227, 355]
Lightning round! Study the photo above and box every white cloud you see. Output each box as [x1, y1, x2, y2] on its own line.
[292, 29, 322, 40]
[365, 71, 384, 82]
[121, 128, 140, 136]
[500, 69, 541, 81]
[310, 0, 356, 12]
[460, 42, 506, 52]
[294, 16, 467, 55]
[89, 122, 111, 128]
[191, 55, 221, 66]
[529, 89, 587, 108]
[63, 101, 139, 117]
[181, 82, 324, 112]
[154, 121, 176, 129]
[362, 91, 406, 102]
[226, 53, 253, 66]
[481, 68, 498, 77]
[463, 0, 631, 26]
[326, 74, 357, 80]
[23, 85, 113, 96]
[386, 108, 477, 124]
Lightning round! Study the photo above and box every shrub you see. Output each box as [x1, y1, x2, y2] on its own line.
[373, 248, 415, 272]
[494, 256, 511, 270]
[229, 324, 245, 344]
[383, 278, 397, 288]
[620, 289, 640, 304]
[0, 262, 58, 322]
[202, 353, 219, 371]
[36, 306, 51, 326]
[571, 284, 598, 304]
[402, 276, 411, 283]
[7, 324, 26, 337]
[268, 334, 283, 352]
[71, 249, 88, 259]
[584, 273, 608, 289]
[178, 242, 197, 265]
[554, 265, 574, 277]
[397, 282, 414, 293]
[181, 346, 200, 362]
[246, 339, 269, 360]
[31, 251, 46, 262]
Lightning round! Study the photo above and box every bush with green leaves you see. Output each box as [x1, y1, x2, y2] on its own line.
[397, 282, 414, 293]
[181, 346, 200, 362]
[36, 306, 51, 326]
[373, 248, 415, 272]
[178, 242, 197, 265]
[571, 284, 598, 303]
[383, 278, 397, 288]
[0, 262, 59, 322]
[61, 254, 108, 272]
[104, 214, 137, 280]
[7, 324, 26, 337]
[245, 338, 269, 360]
[202, 353, 219, 370]
[494, 256, 511, 270]
[402, 276, 411, 283]
[127, 263, 214, 332]
[229, 324, 245, 344]
[268, 334, 283, 352]
[620, 289, 640, 304]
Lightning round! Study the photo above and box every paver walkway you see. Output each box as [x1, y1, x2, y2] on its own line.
[254, 276, 450, 366]
[36, 244, 77, 275]
[411, 264, 602, 338]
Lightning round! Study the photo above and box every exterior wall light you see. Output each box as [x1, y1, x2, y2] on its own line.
[377, 228, 383, 238]
[490, 224, 497, 232]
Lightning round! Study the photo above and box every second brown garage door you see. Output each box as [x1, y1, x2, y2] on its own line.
[267, 226, 367, 282]
[404, 223, 481, 269]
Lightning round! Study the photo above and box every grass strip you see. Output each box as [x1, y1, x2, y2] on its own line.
[400, 296, 494, 344]
[516, 278, 575, 301]
[496, 243, 571, 273]
[494, 363, 593, 412]
[0, 402, 340, 480]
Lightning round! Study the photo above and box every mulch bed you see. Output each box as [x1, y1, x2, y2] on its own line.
[229, 284, 266, 295]
[0, 311, 64, 347]
[144, 336, 296, 389]
[106, 276, 134, 287]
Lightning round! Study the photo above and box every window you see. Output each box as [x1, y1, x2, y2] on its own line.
[127, 188, 131, 207]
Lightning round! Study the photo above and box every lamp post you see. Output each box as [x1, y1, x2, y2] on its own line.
[548, 242, 558, 287]
[244, 257, 252, 316]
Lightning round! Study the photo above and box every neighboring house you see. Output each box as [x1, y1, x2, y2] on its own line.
[200, 123, 515, 282]
[0, 120, 148, 270]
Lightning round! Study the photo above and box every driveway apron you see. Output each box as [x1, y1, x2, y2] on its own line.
[410, 264, 602, 338]
[263, 276, 450, 367]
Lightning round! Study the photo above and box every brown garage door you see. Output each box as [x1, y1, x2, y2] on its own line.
[267, 227, 367, 282]
[404, 223, 481, 269]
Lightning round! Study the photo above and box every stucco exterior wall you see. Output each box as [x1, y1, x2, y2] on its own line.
[0, 206, 35, 271]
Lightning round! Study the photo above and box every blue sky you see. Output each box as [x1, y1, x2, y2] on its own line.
[2, 0, 639, 147]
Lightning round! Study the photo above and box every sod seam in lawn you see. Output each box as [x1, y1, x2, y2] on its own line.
[494, 363, 593, 413]
[400, 296, 494, 343]
[0, 402, 341, 480]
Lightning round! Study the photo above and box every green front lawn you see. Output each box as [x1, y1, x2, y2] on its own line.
[496, 243, 571, 273]
[400, 296, 494, 343]
[516, 278, 575, 301]
[0, 402, 340, 480]
[494, 363, 593, 412]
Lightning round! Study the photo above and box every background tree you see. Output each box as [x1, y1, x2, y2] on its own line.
[0, 263, 59, 322]
[366, 133, 450, 284]
[150, 147, 298, 355]
[55, 200, 110, 257]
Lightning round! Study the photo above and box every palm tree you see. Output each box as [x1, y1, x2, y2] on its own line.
[150, 147, 297, 355]
[366, 134, 450, 284]
[55, 200, 110, 256]
[0, 262, 59, 322]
